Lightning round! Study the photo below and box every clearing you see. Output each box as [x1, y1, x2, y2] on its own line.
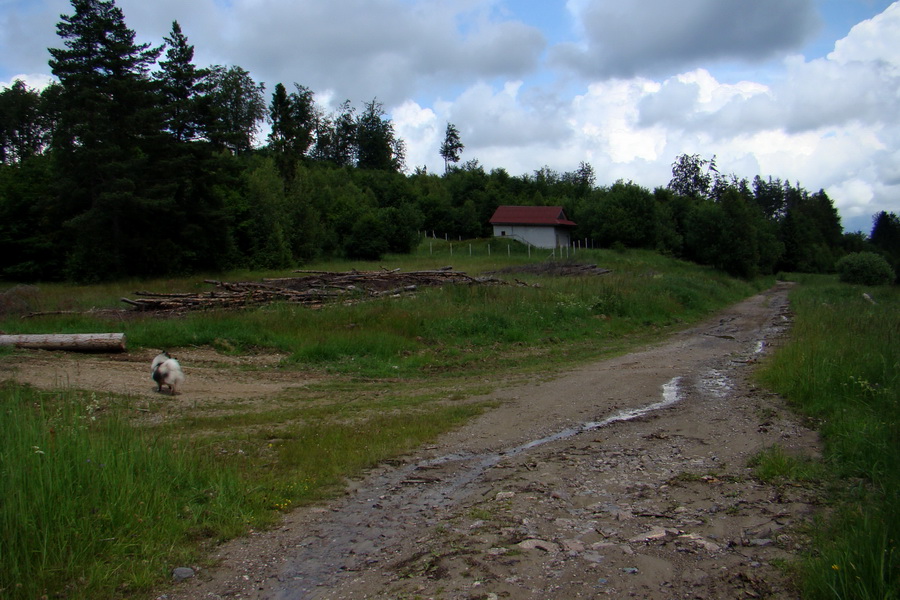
[4, 282, 820, 599]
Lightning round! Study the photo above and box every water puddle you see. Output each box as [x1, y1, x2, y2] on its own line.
[698, 368, 731, 399]
[418, 376, 685, 504]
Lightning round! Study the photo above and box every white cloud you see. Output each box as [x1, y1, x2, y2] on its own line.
[1, 72, 55, 90]
[829, 2, 900, 68]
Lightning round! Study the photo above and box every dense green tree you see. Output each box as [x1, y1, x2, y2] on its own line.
[439, 122, 464, 174]
[870, 211, 900, 255]
[716, 187, 760, 278]
[779, 189, 842, 273]
[206, 65, 266, 154]
[667, 153, 717, 199]
[48, 0, 165, 281]
[870, 211, 900, 278]
[313, 100, 356, 167]
[356, 99, 404, 172]
[0, 80, 49, 164]
[0, 156, 61, 279]
[267, 83, 316, 178]
[591, 181, 657, 249]
[683, 199, 726, 267]
[155, 21, 208, 143]
[751, 175, 787, 221]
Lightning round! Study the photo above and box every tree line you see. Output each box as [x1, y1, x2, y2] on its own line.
[0, 0, 897, 283]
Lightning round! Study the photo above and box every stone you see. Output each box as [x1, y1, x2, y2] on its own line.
[517, 539, 560, 553]
[172, 567, 195, 582]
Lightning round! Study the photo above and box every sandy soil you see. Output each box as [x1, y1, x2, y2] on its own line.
[3, 282, 820, 599]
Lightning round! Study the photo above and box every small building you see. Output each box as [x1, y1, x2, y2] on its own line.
[489, 206, 577, 249]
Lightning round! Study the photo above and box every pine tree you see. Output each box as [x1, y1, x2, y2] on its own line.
[156, 20, 208, 143]
[268, 83, 316, 178]
[48, 0, 164, 281]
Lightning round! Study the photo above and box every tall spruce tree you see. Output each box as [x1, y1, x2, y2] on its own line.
[156, 20, 208, 143]
[268, 83, 316, 179]
[151, 20, 235, 274]
[48, 0, 163, 280]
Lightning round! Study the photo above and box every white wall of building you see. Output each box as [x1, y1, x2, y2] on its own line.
[492, 225, 571, 249]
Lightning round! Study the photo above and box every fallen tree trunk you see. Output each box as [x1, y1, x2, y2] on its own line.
[0, 333, 127, 353]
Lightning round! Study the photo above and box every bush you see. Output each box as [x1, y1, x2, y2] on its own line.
[835, 252, 895, 286]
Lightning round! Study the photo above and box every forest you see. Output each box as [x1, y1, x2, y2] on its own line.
[1, 0, 898, 283]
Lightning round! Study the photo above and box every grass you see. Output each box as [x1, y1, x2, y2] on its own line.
[0, 384, 259, 600]
[2, 245, 770, 379]
[755, 276, 899, 599]
[0, 244, 775, 599]
[748, 444, 825, 483]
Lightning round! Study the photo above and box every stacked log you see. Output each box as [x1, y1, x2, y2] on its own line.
[120, 268, 505, 313]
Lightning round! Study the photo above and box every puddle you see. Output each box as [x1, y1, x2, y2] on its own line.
[417, 377, 686, 505]
[698, 368, 731, 400]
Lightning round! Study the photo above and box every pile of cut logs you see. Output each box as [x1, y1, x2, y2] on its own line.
[120, 267, 506, 313]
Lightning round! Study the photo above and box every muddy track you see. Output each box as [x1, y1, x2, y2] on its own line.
[151, 281, 819, 600]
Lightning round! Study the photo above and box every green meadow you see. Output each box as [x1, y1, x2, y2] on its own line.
[2, 242, 896, 599]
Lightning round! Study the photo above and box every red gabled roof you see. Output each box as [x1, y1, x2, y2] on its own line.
[489, 206, 576, 227]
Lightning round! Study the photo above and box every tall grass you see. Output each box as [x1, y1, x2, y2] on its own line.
[0, 382, 489, 600]
[756, 278, 899, 599]
[0, 383, 259, 600]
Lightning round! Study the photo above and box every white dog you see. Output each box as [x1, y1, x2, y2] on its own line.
[151, 351, 185, 395]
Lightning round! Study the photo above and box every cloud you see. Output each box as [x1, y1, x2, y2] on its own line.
[552, 0, 820, 79]
[145, 0, 546, 106]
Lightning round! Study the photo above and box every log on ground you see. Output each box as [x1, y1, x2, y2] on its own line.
[0, 333, 127, 353]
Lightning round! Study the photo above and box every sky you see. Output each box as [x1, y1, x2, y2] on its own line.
[2, 0, 899, 234]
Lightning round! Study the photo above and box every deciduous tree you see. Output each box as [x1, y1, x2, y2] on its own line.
[439, 122, 464, 173]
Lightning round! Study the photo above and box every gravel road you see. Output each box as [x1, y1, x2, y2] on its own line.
[152, 281, 819, 600]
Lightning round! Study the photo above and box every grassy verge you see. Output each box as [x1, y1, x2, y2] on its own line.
[755, 276, 899, 599]
[0, 246, 774, 599]
[2, 245, 770, 378]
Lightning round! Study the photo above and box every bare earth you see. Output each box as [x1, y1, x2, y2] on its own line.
[4, 282, 820, 599]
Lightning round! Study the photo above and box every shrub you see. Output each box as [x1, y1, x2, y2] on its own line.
[835, 252, 895, 286]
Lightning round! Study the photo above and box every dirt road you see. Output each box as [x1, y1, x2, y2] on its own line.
[4, 282, 820, 599]
[148, 282, 815, 600]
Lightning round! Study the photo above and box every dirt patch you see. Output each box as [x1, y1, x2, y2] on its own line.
[1, 346, 313, 407]
[2, 282, 820, 599]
